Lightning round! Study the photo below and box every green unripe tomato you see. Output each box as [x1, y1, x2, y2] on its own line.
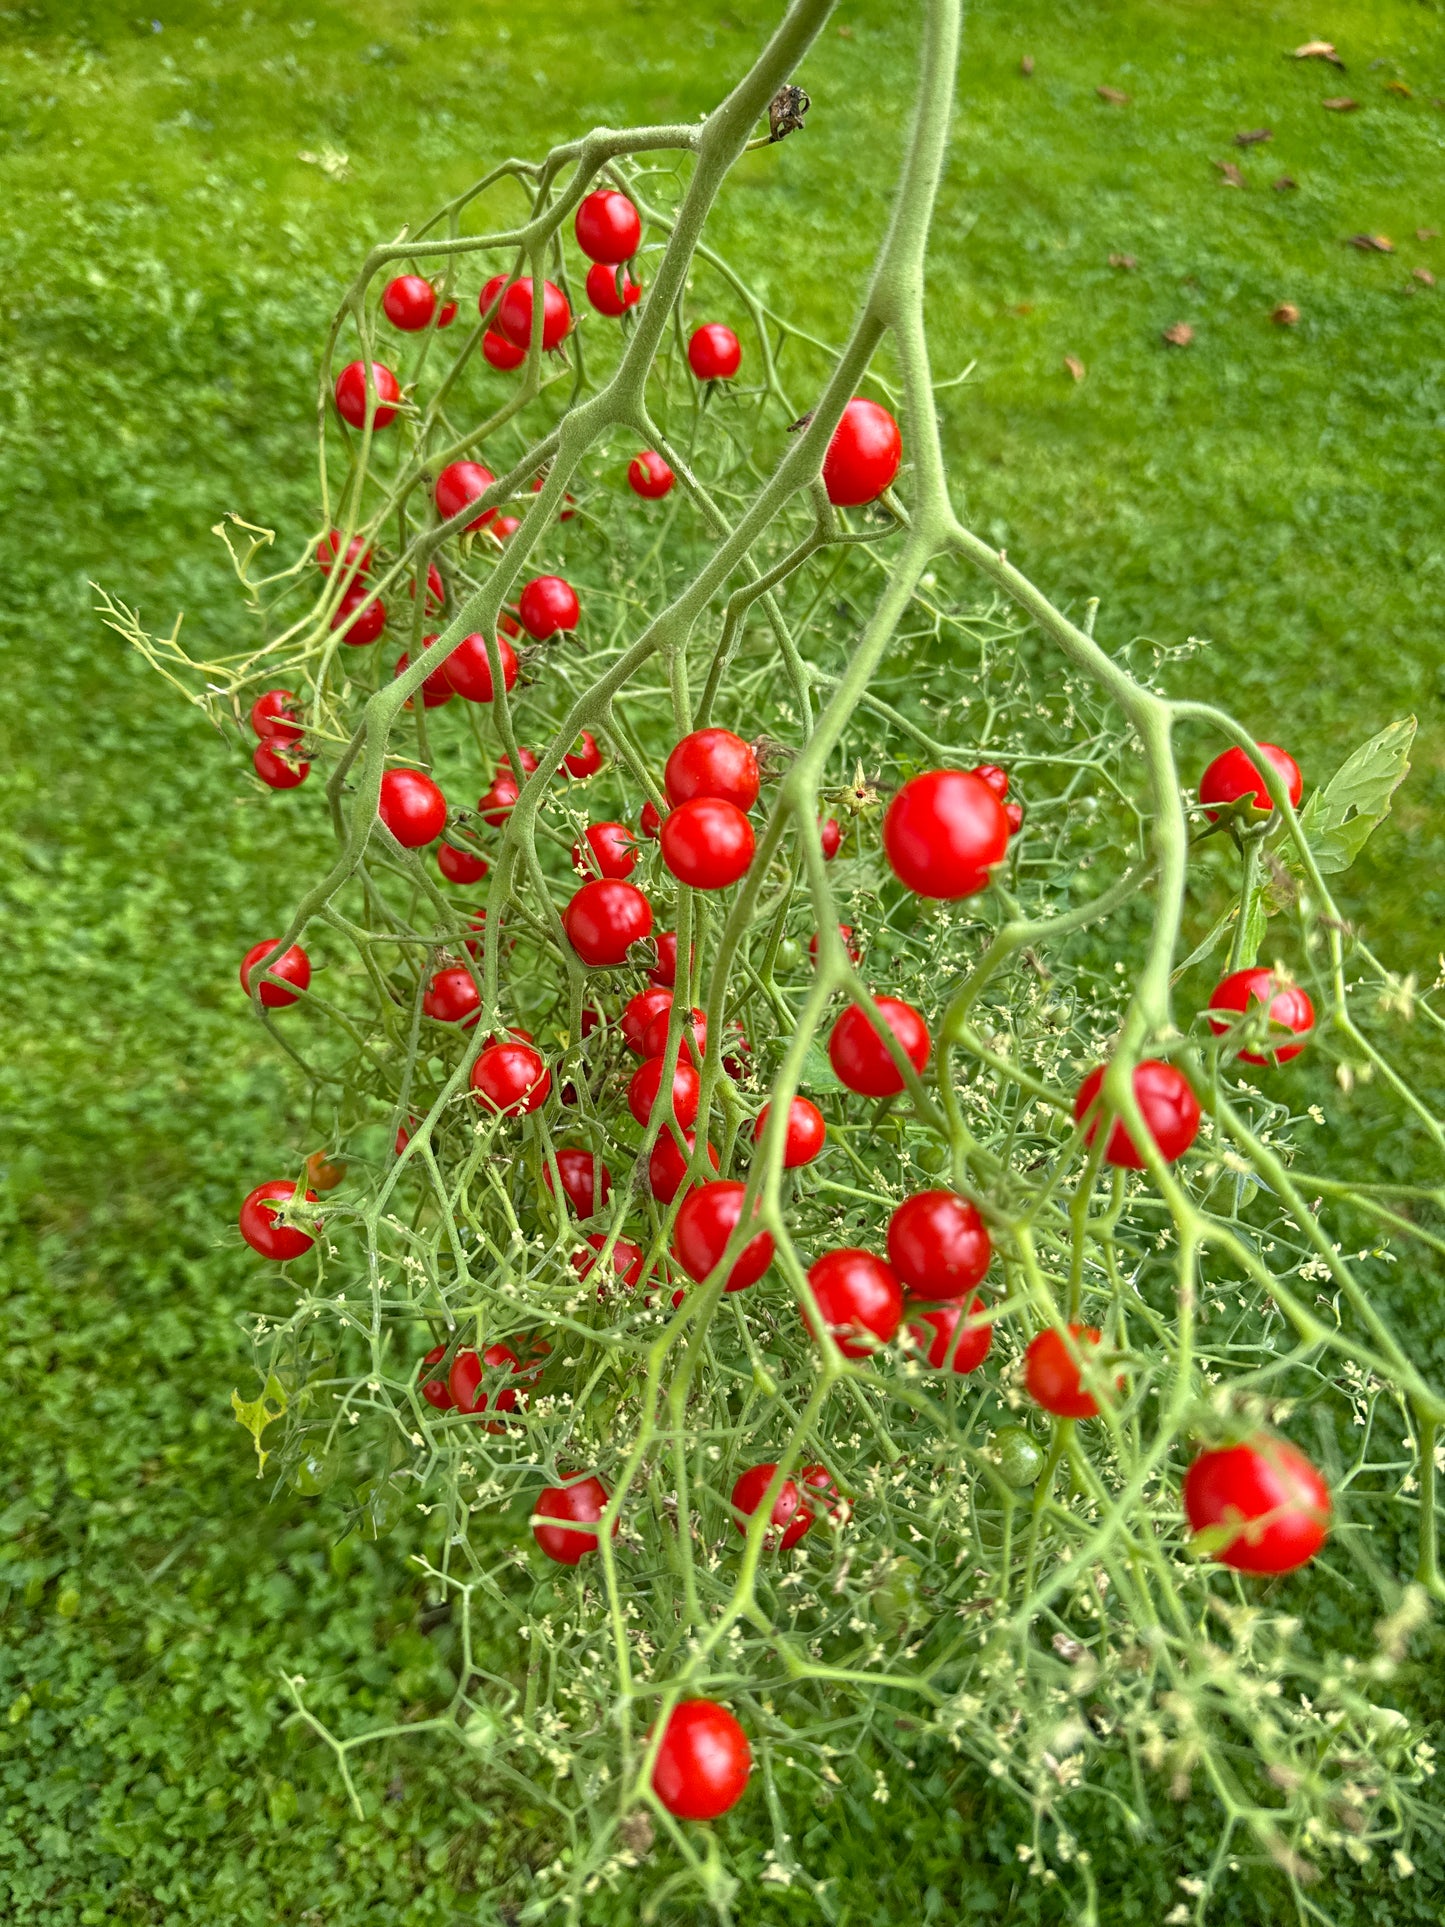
[291, 1447, 342, 1496]
[775, 937, 803, 972]
[995, 1424, 1044, 1487]
[873, 1556, 924, 1632]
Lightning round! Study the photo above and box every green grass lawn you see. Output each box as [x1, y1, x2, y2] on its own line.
[3, 1, 1444, 1920]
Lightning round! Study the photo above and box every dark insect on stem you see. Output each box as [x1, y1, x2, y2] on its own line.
[768, 83, 812, 142]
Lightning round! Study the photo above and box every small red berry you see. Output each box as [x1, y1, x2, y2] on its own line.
[688, 323, 741, 381]
[575, 189, 641, 264]
[1183, 1435, 1330, 1575]
[627, 1055, 700, 1129]
[647, 1128, 718, 1204]
[564, 879, 653, 967]
[660, 797, 755, 890]
[883, 769, 1009, 899]
[665, 728, 759, 811]
[621, 989, 674, 1055]
[423, 966, 481, 1028]
[564, 730, 604, 779]
[886, 1191, 992, 1301]
[672, 1180, 774, 1291]
[1074, 1061, 1200, 1168]
[543, 1146, 612, 1218]
[435, 460, 497, 533]
[731, 1463, 813, 1549]
[382, 274, 450, 331]
[498, 278, 571, 351]
[628, 450, 675, 498]
[518, 575, 580, 640]
[651, 1700, 751, 1821]
[574, 821, 637, 880]
[378, 768, 447, 848]
[907, 1296, 992, 1374]
[533, 1475, 615, 1565]
[822, 396, 902, 506]
[444, 633, 519, 704]
[239, 1181, 319, 1261]
[828, 997, 930, 1097]
[1023, 1325, 1119, 1419]
[1206, 968, 1314, 1065]
[803, 1249, 903, 1357]
[334, 360, 400, 429]
[239, 940, 311, 1009]
[584, 261, 642, 315]
[470, 1041, 550, 1116]
[484, 329, 526, 371]
[818, 816, 842, 860]
[253, 744, 310, 789]
[331, 585, 386, 646]
[752, 1096, 826, 1167]
[438, 841, 488, 885]
[1198, 743, 1302, 821]
[250, 689, 302, 745]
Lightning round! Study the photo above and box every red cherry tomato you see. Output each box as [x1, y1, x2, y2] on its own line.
[822, 396, 903, 506]
[331, 585, 386, 646]
[628, 450, 675, 498]
[651, 1699, 751, 1821]
[828, 997, 931, 1097]
[253, 744, 309, 789]
[471, 1041, 550, 1116]
[543, 1146, 612, 1218]
[752, 1096, 826, 1167]
[575, 189, 642, 263]
[435, 460, 497, 533]
[883, 769, 1010, 899]
[973, 763, 1009, 798]
[484, 329, 526, 371]
[622, 988, 674, 1054]
[574, 1233, 647, 1293]
[649, 931, 684, 987]
[574, 822, 637, 880]
[660, 797, 755, 890]
[642, 1004, 707, 1066]
[640, 798, 664, 840]
[627, 1055, 700, 1129]
[819, 816, 842, 860]
[498, 277, 572, 350]
[804, 1248, 903, 1357]
[565, 730, 604, 779]
[1207, 967, 1315, 1065]
[445, 633, 519, 704]
[334, 360, 400, 429]
[688, 324, 741, 381]
[438, 841, 488, 885]
[382, 274, 453, 330]
[1004, 800, 1024, 836]
[648, 1128, 718, 1203]
[488, 514, 521, 545]
[533, 1474, 615, 1565]
[731, 1463, 812, 1549]
[664, 728, 759, 811]
[408, 562, 445, 614]
[908, 1296, 992, 1374]
[886, 1191, 991, 1301]
[315, 531, 371, 578]
[564, 879, 653, 967]
[1023, 1324, 1119, 1419]
[250, 688, 303, 746]
[303, 1151, 346, 1194]
[423, 966, 480, 1027]
[478, 273, 507, 318]
[1198, 742, 1302, 820]
[518, 575, 580, 640]
[809, 924, 861, 967]
[394, 637, 454, 708]
[418, 1346, 453, 1411]
[1075, 1061, 1200, 1169]
[239, 1181, 319, 1261]
[477, 753, 536, 826]
[1183, 1435, 1331, 1575]
[377, 768, 447, 848]
[450, 1342, 524, 1429]
[584, 261, 642, 316]
[239, 940, 311, 1009]
[672, 1180, 773, 1291]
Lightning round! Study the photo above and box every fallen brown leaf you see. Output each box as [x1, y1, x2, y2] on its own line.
[1416, 227, 1438, 241]
[1064, 354, 1086, 381]
[1235, 128, 1273, 146]
[1162, 322, 1194, 347]
[1293, 40, 1344, 67]
[1347, 233, 1394, 252]
[1009, 302, 1035, 315]
[1097, 85, 1131, 105]
[1385, 80, 1412, 97]
[1108, 252, 1138, 270]
[1323, 96, 1359, 112]
[1271, 302, 1301, 325]
[1414, 266, 1437, 286]
[1020, 54, 1034, 76]
[1214, 159, 1246, 188]
[1273, 175, 1299, 191]
[837, 22, 853, 36]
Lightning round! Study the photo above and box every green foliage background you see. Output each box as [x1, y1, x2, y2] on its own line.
[2, 1, 1442, 1919]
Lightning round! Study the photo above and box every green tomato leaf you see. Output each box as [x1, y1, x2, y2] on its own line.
[1296, 716, 1415, 875]
[232, 1373, 289, 1476]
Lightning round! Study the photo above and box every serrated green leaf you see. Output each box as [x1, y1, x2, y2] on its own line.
[1297, 717, 1415, 875]
[232, 1374, 289, 1477]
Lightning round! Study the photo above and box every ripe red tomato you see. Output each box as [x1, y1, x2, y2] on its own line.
[434, 460, 497, 532]
[477, 767, 521, 826]
[533, 1474, 614, 1565]
[804, 1248, 903, 1356]
[886, 1191, 991, 1301]
[574, 1233, 647, 1292]
[334, 360, 400, 428]
[651, 1699, 751, 1821]
[498, 277, 572, 350]
[484, 329, 526, 370]
[660, 797, 755, 890]
[315, 531, 371, 577]
[239, 1181, 319, 1261]
[908, 1296, 991, 1374]
[423, 966, 481, 1027]
[438, 841, 488, 885]
[672, 1180, 774, 1291]
[408, 562, 445, 613]
[642, 1004, 707, 1066]
[253, 743, 310, 789]
[478, 273, 507, 317]
[445, 633, 518, 704]
[628, 450, 675, 498]
[622, 988, 674, 1054]
[809, 924, 861, 966]
[382, 274, 455, 330]
[250, 689, 303, 745]
[818, 816, 842, 860]
[627, 1055, 700, 1129]
[1023, 1324, 1119, 1419]
[239, 940, 311, 1009]
[331, 586, 386, 646]
[1207, 967, 1315, 1065]
[543, 1146, 612, 1218]
[304, 1150, 346, 1193]
[418, 1346, 454, 1411]
[973, 763, 1008, 798]
[574, 821, 637, 880]
[731, 1463, 813, 1549]
[649, 931, 683, 987]
[564, 730, 604, 779]
[828, 997, 930, 1097]
[1075, 1061, 1200, 1168]
[688, 324, 741, 381]
[822, 397, 903, 506]
[564, 879, 653, 967]
[1004, 801, 1024, 836]
[575, 189, 642, 263]
[1198, 742, 1302, 820]
[518, 575, 580, 639]
[647, 1128, 718, 1203]
[488, 514, 521, 545]
[378, 768, 447, 848]
[450, 1342, 524, 1429]
[585, 261, 642, 315]
[664, 728, 759, 811]
[883, 768, 1009, 899]
[471, 1040, 550, 1115]
[394, 638, 454, 708]
[640, 798, 664, 840]
[1183, 1435, 1331, 1574]
[752, 1096, 826, 1167]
